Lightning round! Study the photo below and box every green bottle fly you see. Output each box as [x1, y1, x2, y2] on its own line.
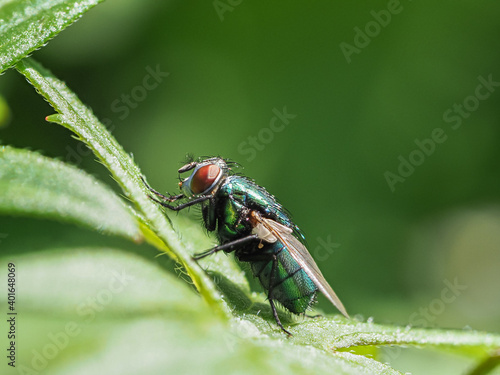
[143, 157, 348, 335]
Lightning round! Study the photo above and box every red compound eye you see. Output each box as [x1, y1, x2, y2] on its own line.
[190, 164, 221, 194]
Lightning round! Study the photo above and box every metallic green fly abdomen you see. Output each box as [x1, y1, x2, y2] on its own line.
[143, 157, 348, 335]
[250, 245, 317, 314]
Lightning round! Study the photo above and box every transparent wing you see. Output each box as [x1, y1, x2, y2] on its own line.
[252, 212, 349, 318]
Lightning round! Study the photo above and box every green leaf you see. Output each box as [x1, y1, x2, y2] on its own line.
[0, 248, 404, 375]
[0, 0, 104, 73]
[0, 145, 141, 241]
[4, 246, 498, 374]
[14, 57, 228, 318]
[244, 314, 500, 357]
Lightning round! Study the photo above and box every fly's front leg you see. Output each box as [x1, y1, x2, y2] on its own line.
[141, 176, 212, 211]
[152, 195, 211, 211]
[141, 176, 184, 202]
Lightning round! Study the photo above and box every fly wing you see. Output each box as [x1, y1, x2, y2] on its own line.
[255, 215, 349, 318]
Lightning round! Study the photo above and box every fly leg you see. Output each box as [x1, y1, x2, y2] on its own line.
[269, 254, 292, 336]
[193, 234, 259, 260]
[269, 299, 291, 337]
[151, 195, 211, 211]
[141, 176, 183, 202]
[142, 176, 212, 211]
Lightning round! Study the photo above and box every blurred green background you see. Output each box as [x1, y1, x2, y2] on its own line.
[1, 0, 499, 347]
